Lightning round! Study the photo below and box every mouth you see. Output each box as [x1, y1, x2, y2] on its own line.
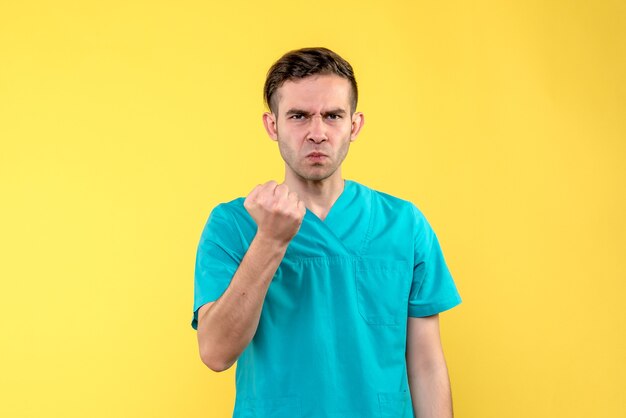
[305, 152, 328, 163]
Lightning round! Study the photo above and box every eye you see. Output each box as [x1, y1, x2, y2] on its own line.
[289, 114, 305, 120]
[326, 114, 341, 120]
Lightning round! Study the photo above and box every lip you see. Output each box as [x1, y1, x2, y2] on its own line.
[306, 152, 328, 157]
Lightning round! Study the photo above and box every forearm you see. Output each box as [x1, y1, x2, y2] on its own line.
[408, 360, 454, 418]
[197, 233, 287, 371]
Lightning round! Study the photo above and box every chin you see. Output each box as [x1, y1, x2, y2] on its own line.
[300, 168, 336, 182]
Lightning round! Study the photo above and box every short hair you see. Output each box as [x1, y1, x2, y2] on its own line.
[264, 47, 358, 115]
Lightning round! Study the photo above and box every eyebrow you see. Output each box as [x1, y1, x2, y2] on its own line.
[285, 108, 348, 117]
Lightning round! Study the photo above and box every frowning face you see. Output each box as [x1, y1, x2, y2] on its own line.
[262, 74, 364, 182]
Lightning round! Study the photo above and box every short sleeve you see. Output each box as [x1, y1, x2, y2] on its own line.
[408, 204, 462, 317]
[191, 203, 243, 330]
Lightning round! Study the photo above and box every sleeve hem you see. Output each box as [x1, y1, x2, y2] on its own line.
[408, 294, 462, 318]
[190, 294, 223, 330]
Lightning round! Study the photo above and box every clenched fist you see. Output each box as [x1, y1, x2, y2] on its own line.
[243, 181, 307, 245]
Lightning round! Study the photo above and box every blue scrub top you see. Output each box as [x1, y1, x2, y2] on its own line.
[192, 180, 462, 418]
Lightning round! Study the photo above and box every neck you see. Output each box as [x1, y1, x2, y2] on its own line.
[283, 169, 345, 221]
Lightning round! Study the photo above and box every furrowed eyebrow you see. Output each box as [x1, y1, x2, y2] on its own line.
[323, 109, 347, 116]
[284, 108, 348, 117]
[285, 109, 311, 117]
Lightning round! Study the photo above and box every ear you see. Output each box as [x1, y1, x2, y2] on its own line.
[349, 112, 365, 142]
[262, 112, 278, 141]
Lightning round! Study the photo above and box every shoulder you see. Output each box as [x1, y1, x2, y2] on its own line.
[210, 197, 246, 219]
[349, 181, 432, 239]
[350, 180, 423, 218]
[205, 196, 256, 243]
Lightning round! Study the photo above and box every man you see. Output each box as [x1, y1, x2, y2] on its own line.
[191, 47, 462, 418]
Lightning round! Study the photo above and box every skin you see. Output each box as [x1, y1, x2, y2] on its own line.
[195, 180, 304, 372]
[262, 74, 364, 220]
[196, 73, 454, 417]
[407, 314, 455, 418]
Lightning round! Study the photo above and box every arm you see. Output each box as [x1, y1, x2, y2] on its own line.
[196, 233, 288, 372]
[406, 314, 454, 418]
[196, 181, 305, 372]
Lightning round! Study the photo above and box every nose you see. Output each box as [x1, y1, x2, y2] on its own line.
[307, 115, 327, 144]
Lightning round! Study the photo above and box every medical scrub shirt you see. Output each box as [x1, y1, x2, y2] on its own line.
[191, 179, 462, 418]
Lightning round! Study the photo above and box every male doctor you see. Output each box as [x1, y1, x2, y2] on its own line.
[192, 47, 462, 417]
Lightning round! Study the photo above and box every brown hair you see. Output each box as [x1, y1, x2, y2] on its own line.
[264, 47, 358, 114]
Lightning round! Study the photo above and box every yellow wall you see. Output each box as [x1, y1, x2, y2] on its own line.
[1, 1, 624, 417]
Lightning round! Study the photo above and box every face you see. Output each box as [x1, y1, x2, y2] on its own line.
[263, 74, 364, 182]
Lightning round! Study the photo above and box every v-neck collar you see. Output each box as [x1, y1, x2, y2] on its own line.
[291, 179, 372, 257]
[304, 179, 353, 224]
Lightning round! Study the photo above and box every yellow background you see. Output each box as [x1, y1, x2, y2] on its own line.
[1, 0, 624, 417]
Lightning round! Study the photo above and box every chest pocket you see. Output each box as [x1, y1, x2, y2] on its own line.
[355, 259, 412, 326]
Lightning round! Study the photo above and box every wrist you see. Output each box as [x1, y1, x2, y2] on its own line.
[253, 232, 291, 253]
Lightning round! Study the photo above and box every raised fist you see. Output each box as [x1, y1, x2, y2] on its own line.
[243, 181, 307, 245]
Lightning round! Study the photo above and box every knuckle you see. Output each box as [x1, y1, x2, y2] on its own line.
[269, 200, 282, 212]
